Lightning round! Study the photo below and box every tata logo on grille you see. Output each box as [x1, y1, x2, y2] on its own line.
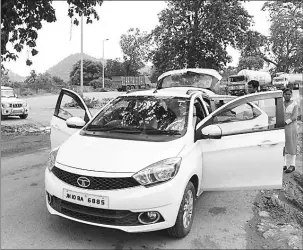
[77, 177, 90, 188]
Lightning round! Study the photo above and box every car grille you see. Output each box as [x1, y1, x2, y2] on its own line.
[52, 166, 141, 190]
[49, 194, 142, 226]
[12, 103, 22, 108]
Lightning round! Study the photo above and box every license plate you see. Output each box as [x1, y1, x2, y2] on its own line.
[12, 109, 23, 114]
[63, 189, 109, 208]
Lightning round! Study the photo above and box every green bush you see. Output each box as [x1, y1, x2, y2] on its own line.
[64, 97, 113, 109]
[21, 90, 34, 96]
[89, 78, 112, 89]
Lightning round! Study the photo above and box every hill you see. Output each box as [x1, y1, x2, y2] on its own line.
[7, 69, 26, 82]
[46, 53, 106, 82]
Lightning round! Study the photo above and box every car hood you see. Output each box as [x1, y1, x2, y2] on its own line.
[1, 97, 24, 103]
[56, 133, 186, 173]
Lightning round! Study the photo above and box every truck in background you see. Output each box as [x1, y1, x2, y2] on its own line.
[272, 73, 302, 90]
[227, 69, 272, 96]
[116, 76, 151, 91]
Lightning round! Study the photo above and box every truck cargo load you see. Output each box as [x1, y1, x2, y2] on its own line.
[272, 73, 302, 90]
[227, 69, 272, 96]
[116, 76, 151, 91]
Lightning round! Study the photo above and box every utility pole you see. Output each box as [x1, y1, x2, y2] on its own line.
[102, 39, 109, 89]
[80, 14, 84, 97]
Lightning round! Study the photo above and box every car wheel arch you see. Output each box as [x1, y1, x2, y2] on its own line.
[189, 175, 199, 197]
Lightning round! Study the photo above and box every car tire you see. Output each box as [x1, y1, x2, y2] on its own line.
[1, 114, 8, 120]
[19, 114, 28, 119]
[167, 181, 195, 238]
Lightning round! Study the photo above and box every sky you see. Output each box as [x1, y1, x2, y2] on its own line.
[3, 1, 270, 77]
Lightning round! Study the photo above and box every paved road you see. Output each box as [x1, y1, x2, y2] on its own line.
[1, 91, 124, 127]
[1, 146, 259, 249]
[1, 90, 300, 128]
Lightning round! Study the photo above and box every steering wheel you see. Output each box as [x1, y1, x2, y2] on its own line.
[165, 117, 185, 130]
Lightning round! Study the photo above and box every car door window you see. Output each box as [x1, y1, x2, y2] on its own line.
[55, 91, 90, 123]
[208, 94, 281, 136]
[214, 103, 260, 123]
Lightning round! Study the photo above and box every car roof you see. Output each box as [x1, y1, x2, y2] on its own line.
[1, 86, 13, 90]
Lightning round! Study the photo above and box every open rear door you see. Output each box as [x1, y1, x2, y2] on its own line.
[196, 91, 285, 191]
[50, 88, 92, 149]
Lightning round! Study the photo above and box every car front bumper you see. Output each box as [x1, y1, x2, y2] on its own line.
[2, 107, 29, 116]
[45, 167, 184, 233]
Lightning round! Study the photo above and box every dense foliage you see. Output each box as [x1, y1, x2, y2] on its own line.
[1, 0, 103, 66]
[69, 59, 103, 86]
[148, 0, 252, 75]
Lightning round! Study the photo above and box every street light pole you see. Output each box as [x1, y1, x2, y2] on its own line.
[102, 39, 109, 89]
[80, 14, 84, 96]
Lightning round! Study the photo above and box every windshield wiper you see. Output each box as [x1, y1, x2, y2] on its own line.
[86, 126, 142, 134]
[143, 128, 181, 135]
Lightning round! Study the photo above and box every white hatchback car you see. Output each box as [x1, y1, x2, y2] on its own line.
[45, 69, 284, 238]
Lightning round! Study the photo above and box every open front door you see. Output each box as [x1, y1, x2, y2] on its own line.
[197, 91, 285, 191]
[50, 88, 92, 149]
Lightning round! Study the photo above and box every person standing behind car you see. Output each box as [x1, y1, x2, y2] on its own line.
[283, 88, 298, 173]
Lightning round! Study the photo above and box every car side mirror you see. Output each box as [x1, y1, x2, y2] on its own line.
[201, 124, 222, 139]
[66, 117, 86, 129]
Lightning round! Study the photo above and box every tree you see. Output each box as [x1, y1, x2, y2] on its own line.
[120, 28, 150, 76]
[237, 30, 273, 64]
[24, 69, 38, 86]
[69, 59, 103, 86]
[149, 66, 162, 83]
[35, 73, 55, 91]
[52, 75, 66, 86]
[238, 56, 264, 70]
[1, 0, 103, 67]
[104, 58, 124, 78]
[221, 66, 238, 79]
[261, 1, 303, 72]
[25, 72, 54, 93]
[0, 69, 11, 86]
[149, 0, 252, 76]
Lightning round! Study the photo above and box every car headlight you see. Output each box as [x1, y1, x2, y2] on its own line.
[48, 147, 59, 172]
[1, 103, 10, 108]
[22, 102, 28, 107]
[132, 157, 181, 186]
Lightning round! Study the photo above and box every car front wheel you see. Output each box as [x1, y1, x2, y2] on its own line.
[19, 114, 28, 119]
[167, 181, 195, 238]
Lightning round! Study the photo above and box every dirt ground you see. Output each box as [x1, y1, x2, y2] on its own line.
[1, 123, 50, 157]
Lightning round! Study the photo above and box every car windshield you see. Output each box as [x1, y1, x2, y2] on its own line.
[229, 76, 245, 82]
[85, 96, 190, 136]
[1, 90, 15, 97]
[160, 72, 214, 89]
[273, 78, 284, 83]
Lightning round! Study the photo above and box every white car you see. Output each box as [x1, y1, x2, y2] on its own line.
[45, 69, 284, 238]
[1, 86, 29, 119]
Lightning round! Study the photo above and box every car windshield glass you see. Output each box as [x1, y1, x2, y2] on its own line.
[160, 72, 214, 89]
[1, 90, 15, 97]
[229, 76, 245, 82]
[273, 78, 284, 82]
[85, 96, 190, 135]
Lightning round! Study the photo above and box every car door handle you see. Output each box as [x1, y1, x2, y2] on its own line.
[52, 125, 60, 129]
[252, 125, 263, 130]
[257, 140, 279, 146]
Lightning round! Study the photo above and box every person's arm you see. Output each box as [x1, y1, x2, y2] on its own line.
[285, 103, 298, 125]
